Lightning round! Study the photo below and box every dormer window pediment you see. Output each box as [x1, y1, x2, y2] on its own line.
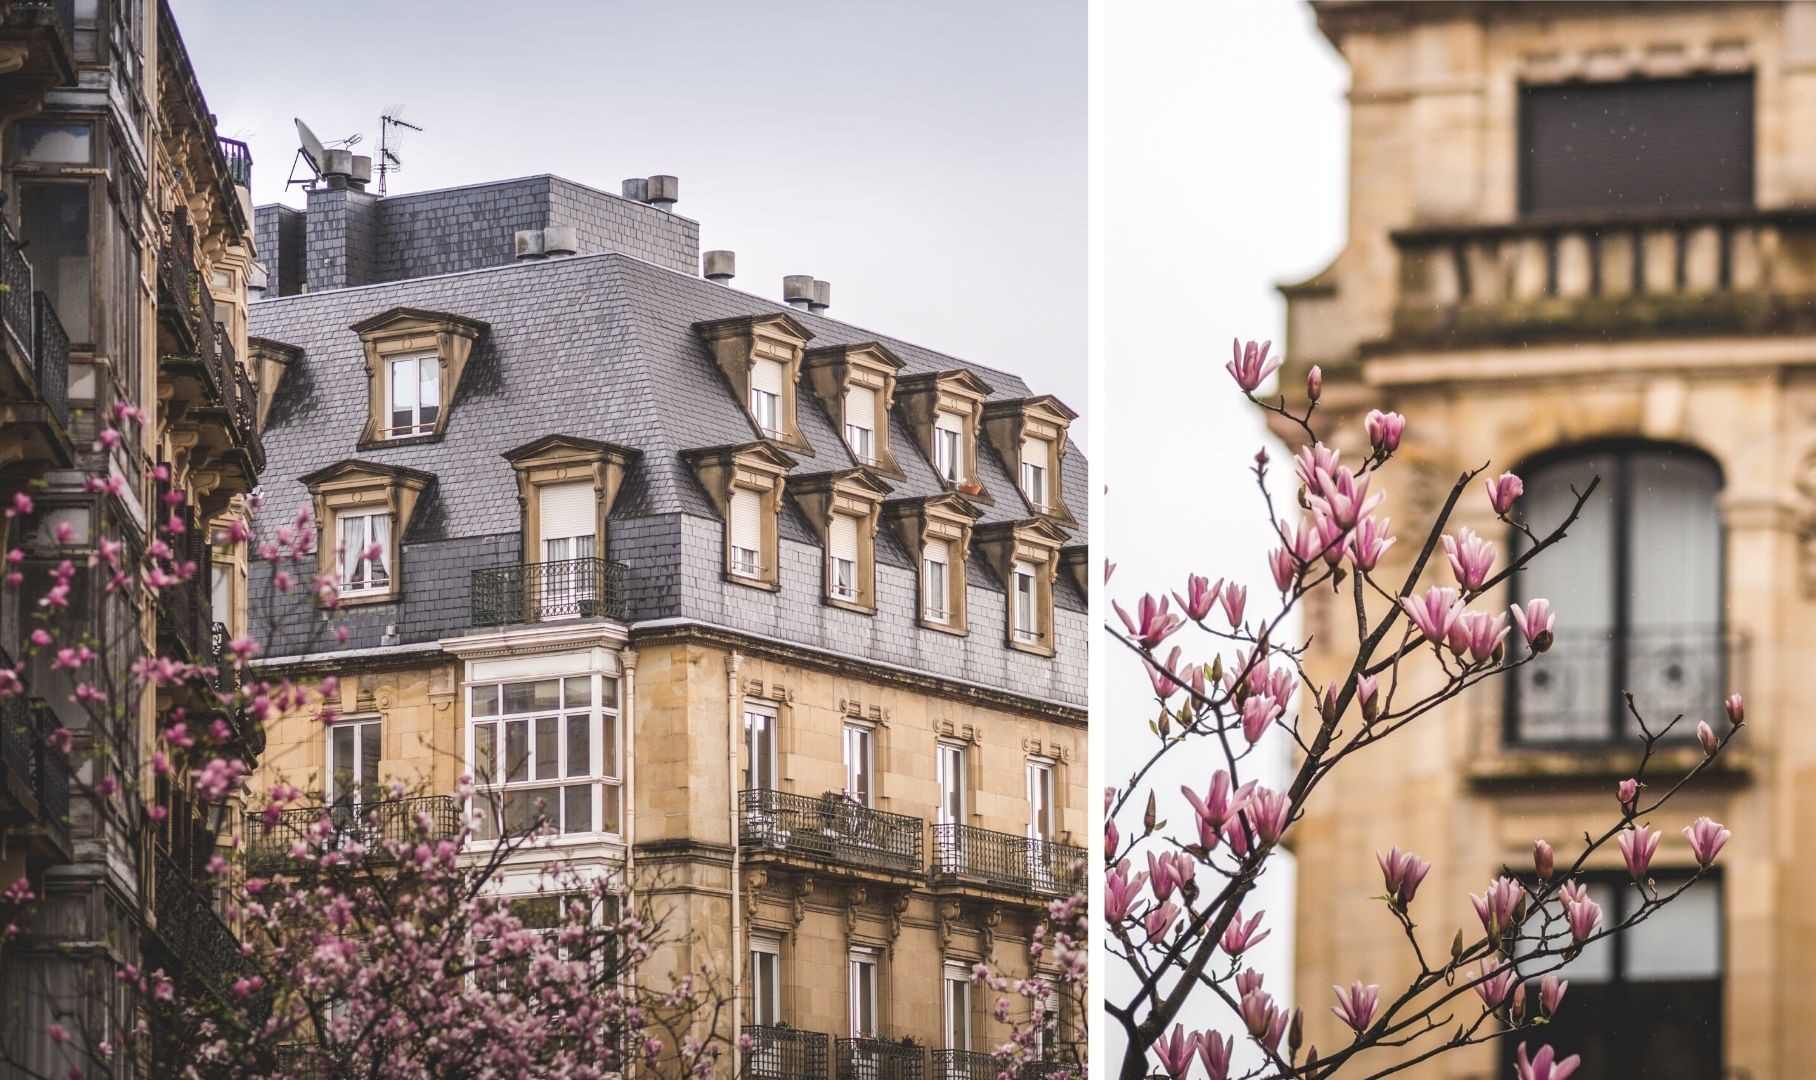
[898, 369, 992, 496]
[803, 342, 906, 477]
[883, 492, 982, 635]
[789, 469, 893, 613]
[982, 395, 1079, 524]
[300, 459, 435, 605]
[696, 313, 816, 454]
[684, 441, 797, 590]
[351, 307, 487, 448]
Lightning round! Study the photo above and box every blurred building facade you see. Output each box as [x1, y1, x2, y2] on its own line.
[0, 0, 264, 1075]
[244, 169, 1088, 1077]
[1278, 2, 1811, 1077]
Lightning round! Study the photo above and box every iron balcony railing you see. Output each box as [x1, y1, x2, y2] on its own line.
[1022, 1057, 1082, 1080]
[153, 845, 246, 992]
[932, 824, 1086, 899]
[32, 289, 69, 430]
[471, 557, 627, 627]
[837, 1038, 924, 1080]
[740, 789, 924, 876]
[273, 1044, 322, 1080]
[158, 210, 199, 345]
[743, 1026, 832, 1080]
[217, 136, 252, 189]
[31, 698, 69, 853]
[1506, 626, 1742, 748]
[931, 1050, 998, 1080]
[0, 680, 34, 816]
[0, 217, 32, 360]
[244, 795, 464, 873]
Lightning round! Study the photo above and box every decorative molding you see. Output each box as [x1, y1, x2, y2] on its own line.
[936, 899, 961, 955]
[978, 905, 1002, 961]
[742, 868, 768, 927]
[884, 891, 910, 956]
[790, 877, 814, 941]
[844, 884, 869, 941]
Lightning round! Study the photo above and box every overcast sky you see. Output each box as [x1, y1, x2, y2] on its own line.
[1102, 0, 1346, 1065]
[170, 0, 1086, 443]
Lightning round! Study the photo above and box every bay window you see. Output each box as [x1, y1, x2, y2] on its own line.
[470, 674, 621, 839]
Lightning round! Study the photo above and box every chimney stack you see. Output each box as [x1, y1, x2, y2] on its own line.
[783, 275, 815, 311]
[321, 148, 373, 191]
[621, 177, 650, 202]
[704, 250, 736, 283]
[810, 279, 831, 314]
[646, 174, 679, 210]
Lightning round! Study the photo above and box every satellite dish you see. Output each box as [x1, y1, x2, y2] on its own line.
[294, 118, 326, 176]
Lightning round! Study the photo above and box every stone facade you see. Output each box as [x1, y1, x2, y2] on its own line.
[1281, 3, 1816, 1077]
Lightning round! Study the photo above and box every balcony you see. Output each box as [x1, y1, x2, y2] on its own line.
[930, 1051, 998, 1080]
[31, 699, 69, 858]
[217, 137, 252, 190]
[152, 845, 247, 995]
[931, 824, 1086, 900]
[837, 1038, 924, 1080]
[740, 789, 924, 878]
[155, 560, 210, 663]
[243, 795, 464, 874]
[0, 673, 38, 821]
[1388, 208, 1816, 350]
[0, 219, 73, 467]
[471, 557, 627, 627]
[744, 1025, 832, 1080]
[208, 621, 264, 761]
[0, 1, 77, 107]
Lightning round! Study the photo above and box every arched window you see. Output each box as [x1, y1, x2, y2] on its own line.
[1508, 443, 1724, 745]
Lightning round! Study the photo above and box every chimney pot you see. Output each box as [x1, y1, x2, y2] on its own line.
[646, 174, 679, 209]
[515, 229, 547, 260]
[704, 250, 736, 283]
[543, 226, 579, 257]
[622, 177, 650, 202]
[810, 279, 831, 314]
[783, 275, 815, 311]
[347, 155, 373, 190]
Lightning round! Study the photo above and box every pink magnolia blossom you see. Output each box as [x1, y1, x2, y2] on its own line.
[1442, 527, 1496, 591]
[1345, 514, 1395, 572]
[1470, 876, 1524, 941]
[1307, 465, 1385, 531]
[1539, 974, 1568, 1017]
[1226, 338, 1281, 393]
[1511, 599, 1556, 652]
[1154, 1025, 1197, 1079]
[1238, 987, 1283, 1045]
[1147, 850, 1194, 903]
[1449, 610, 1510, 665]
[1105, 820, 1119, 861]
[1514, 1043, 1582, 1080]
[1725, 693, 1745, 727]
[1145, 647, 1185, 701]
[1240, 694, 1280, 744]
[1617, 777, 1639, 815]
[1364, 409, 1405, 453]
[1174, 574, 1223, 622]
[1196, 1031, 1233, 1080]
[1533, 839, 1555, 880]
[1220, 584, 1246, 629]
[1485, 471, 1524, 515]
[1268, 546, 1297, 593]
[1377, 846, 1432, 908]
[1472, 964, 1518, 1008]
[1235, 968, 1264, 998]
[1243, 787, 1291, 845]
[1306, 365, 1323, 402]
[1564, 891, 1602, 942]
[1331, 981, 1381, 1032]
[1294, 443, 1341, 490]
[1145, 901, 1180, 942]
[1400, 586, 1465, 644]
[1683, 816, 1731, 869]
[1697, 720, 1719, 757]
[1115, 594, 1184, 649]
[1619, 824, 1660, 881]
[1219, 909, 1269, 956]
[1106, 860, 1148, 924]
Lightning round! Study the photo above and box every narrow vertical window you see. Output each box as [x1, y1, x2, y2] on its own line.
[936, 743, 965, 825]
[923, 539, 950, 623]
[730, 489, 763, 579]
[829, 513, 859, 601]
[944, 962, 973, 1051]
[849, 949, 879, 1037]
[1013, 561, 1038, 642]
[751, 937, 782, 1027]
[327, 717, 382, 814]
[845, 384, 876, 465]
[18, 181, 92, 342]
[934, 411, 964, 482]
[750, 358, 785, 437]
[387, 355, 440, 436]
[744, 707, 776, 792]
[337, 510, 392, 595]
[538, 482, 597, 618]
[844, 723, 873, 806]
[1026, 758, 1055, 888]
[1019, 435, 1049, 508]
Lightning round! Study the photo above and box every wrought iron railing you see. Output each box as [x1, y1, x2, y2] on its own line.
[471, 557, 627, 626]
[0, 217, 32, 360]
[1506, 626, 1741, 747]
[932, 824, 1085, 899]
[273, 1044, 323, 1080]
[156, 523, 210, 661]
[740, 789, 924, 876]
[158, 211, 198, 344]
[244, 795, 464, 873]
[232, 346, 258, 441]
[744, 1025, 832, 1080]
[218, 137, 252, 189]
[33, 290, 69, 429]
[0, 666, 33, 811]
[31, 698, 69, 851]
[837, 1038, 924, 1080]
[1021, 1057, 1082, 1080]
[153, 845, 246, 992]
[932, 1050, 1004, 1080]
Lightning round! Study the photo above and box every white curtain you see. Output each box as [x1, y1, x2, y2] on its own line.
[1514, 452, 1616, 741]
[370, 513, 391, 582]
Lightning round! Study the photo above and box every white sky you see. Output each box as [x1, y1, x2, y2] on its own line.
[170, 0, 1087, 443]
[1101, 0, 1347, 1065]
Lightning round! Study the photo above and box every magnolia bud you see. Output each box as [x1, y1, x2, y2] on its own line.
[1288, 1006, 1304, 1055]
[1306, 365, 1323, 403]
[1725, 693, 1745, 728]
[1533, 838, 1555, 881]
[1321, 686, 1339, 725]
[1511, 981, 1527, 1020]
[1144, 790, 1158, 833]
[1697, 720, 1718, 758]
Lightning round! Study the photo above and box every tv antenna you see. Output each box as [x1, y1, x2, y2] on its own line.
[377, 108, 424, 196]
[287, 118, 367, 190]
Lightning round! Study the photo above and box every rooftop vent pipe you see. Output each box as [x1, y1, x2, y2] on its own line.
[810, 279, 831, 315]
[783, 275, 815, 311]
[646, 174, 679, 210]
[543, 226, 579, 257]
[621, 177, 650, 202]
[321, 149, 373, 191]
[704, 250, 736, 283]
[514, 229, 547, 261]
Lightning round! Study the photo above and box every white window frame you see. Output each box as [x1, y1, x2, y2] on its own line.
[1020, 457, 1048, 510]
[923, 540, 951, 623]
[936, 742, 966, 826]
[750, 359, 785, 439]
[843, 721, 875, 807]
[1013, 561, 1039, 642]
[327, 715, 382, 811]
[744, 705, 778, 793]
[1027, 758, 1055, 843]
[337, 509, 392, 596]
[385, 353, 440, 438]
[468, 674, 622, 842]
[944, 961, 973, 1051]
[933, 413, 964, 483]
[846, 423, 874, 465]
[730, 488, 764, 580]
[829, 513, 860, 603]
[849, 947, 880, 1038]
[751, 934, 783, 1028]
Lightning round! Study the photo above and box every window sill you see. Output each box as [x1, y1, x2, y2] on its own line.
[1465, 741, 1755, 790]
[357, 429, 444, 451]
[919, 617, 967, 637]
[728, 569, 780, 592]
[336, 588, 398, 607]
[1008, 633, 1055, 658]
[826, 593, 875, 616]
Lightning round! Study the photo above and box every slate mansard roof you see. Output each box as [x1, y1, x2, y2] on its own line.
[248, 247, 1087, 702]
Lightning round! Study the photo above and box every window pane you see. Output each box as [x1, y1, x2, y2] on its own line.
[1626, 451, 1723, 737]
[600, 677, 619, 709]
[474, 722, 496, 785]
[391, 357, 417, 412]
[563, 676, 592, 709]
[18, 182, 91, 341]
[567, 714, 590, 778]
[1624, 879, 1720, 981]
[472, 685, 499, 717]
[360, 723, 381, 803]
[331, 724, 355, 806]
[18, 122, 92, 163]
[419, 358, 440, 424]
[600, 782, 621, 834]
[504, 679, 560, 714]
[535, 716, 559, 780]
[600, 712, 618, 778]
[505, 720, 529, 783]
[503, 786, 558, 834]
[563, 784, 592, 834]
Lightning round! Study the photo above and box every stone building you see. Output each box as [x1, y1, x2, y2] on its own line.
[1277, 2, 1816, 1077]
[0, 0, 263, 1075]
[245, 168, 1088, 1078]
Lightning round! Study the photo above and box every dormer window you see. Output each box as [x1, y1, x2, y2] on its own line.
[685, 442, 796, 591]
[829, 513, 860, 601]
[789, 470, 890, 612]
[923, 540, 951, 624]
[1019, 436, 1050, 509]
[301, 459, 435, 606]
[974, 519, 1067, 656]
[730, 489, 764, 579]
[338, 509, 392, 596]
[353, 307, 487, 448]
[1013, 561, 1038, 642]
[885, 494, 978, 636]
[750, 358, 786, 438]
[387, 355, 440, 437]
[934, 412, 964, 483]
[844, 384, 877, 466]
